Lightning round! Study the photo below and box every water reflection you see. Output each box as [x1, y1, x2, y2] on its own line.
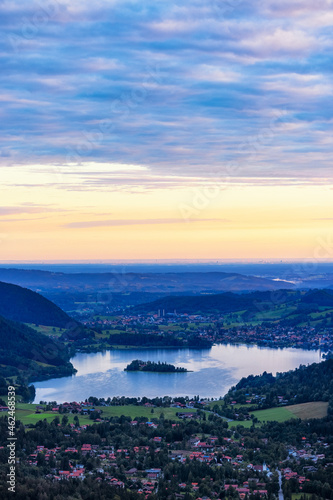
[33, 344, 321, 403]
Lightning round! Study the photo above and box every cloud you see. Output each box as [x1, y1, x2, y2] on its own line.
[0, 0, 333, 187]
[64, 218, 228, 228]
[0, 216, 49, 222]
[0, 205, 57, 216]
[238, 28, 318, 57]
[189, 65, 240, 83]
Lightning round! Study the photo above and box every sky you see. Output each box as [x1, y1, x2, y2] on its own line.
[1, 0, 333, 261]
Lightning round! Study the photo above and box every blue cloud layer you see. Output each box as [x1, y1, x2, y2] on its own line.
[1, 0, 333, 185]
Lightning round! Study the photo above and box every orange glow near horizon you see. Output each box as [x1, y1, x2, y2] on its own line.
[1, 168, 333, 261]
[3, 1, 333, 265]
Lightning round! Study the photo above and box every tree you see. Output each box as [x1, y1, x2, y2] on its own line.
[62, 415, 69, 426]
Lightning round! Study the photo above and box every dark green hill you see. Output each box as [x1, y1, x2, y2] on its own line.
[0, 281, 73, 327]
[131, 290, 294, 314]
[132, 292, 245, 314]
[301, 289, 333, 307]
[228, 359, 333, 407]
[130, 289, 333, 328]
[0, 315, 75, 381]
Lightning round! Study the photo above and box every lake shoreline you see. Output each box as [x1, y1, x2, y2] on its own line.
[31, 344, 322, 404]
[76, 339, 325, 354]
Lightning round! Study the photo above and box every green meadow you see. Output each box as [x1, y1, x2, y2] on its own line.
[12, 403, 194, 426]
[229, 401, 328, 428]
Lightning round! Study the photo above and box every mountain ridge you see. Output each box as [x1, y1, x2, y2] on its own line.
[130, 289, 333, 327]
[0, 314, 75, 382]
[0, 280, 74, 327]
[0, 268, 295, 293]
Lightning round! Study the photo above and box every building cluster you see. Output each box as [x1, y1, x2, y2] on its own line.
[16, 412, 332, 500]
[22, 428, 275, 498]
[82, 311, 333, 353]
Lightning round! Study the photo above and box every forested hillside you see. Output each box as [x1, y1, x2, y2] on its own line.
[131, 291, 280, 314]
[0, 315, 75, 382]
[228, 359, 333, 408]
[131, 289, 333, 328]
[0, 281, 73, 327]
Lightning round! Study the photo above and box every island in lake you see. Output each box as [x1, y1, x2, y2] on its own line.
[124, 359, 189, 372]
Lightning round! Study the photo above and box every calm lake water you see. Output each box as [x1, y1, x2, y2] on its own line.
[32, 344, 322, 403]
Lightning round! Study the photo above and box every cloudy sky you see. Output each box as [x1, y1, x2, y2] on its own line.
[1, 0, 333, 260]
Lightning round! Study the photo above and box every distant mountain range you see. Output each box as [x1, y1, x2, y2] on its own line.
[0, 281, 73, 327]
[0, 268, 295, 293]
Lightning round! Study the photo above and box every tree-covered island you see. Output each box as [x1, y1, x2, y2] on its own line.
[124, 359, 189, 372]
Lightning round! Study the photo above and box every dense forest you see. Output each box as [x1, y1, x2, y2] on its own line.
[0, 315, 76, 383]
[0, 376, 34, 403]
[0, 281, 74, 327]
[131, 290, 285, 314]
[131, 289, 333, 319]
[125, 360, 188, 372]
[226, 359, 333, 408]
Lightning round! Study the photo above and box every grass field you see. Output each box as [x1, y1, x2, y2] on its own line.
[286, 401, 328, 419]
[228, 419, 253, 429]
[228, 401, 328, 428]
[11, 401, 329, 427]
[206, 399, 226, 408]
[228, 406, 297, 428]
[13, 403, 194, 426]
[251, 406, 297, 423]
[221, 301, 333, 328]
[26, 324, 64, 337]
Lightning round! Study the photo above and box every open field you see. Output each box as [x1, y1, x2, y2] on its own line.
[248, 401, 328, 424]
[251, 406, 297, 423]
[286, 401, 328, 419]
[229, 401, 328, 428]
[15, 408, 70, 426]
[292, 494, 312, 500]
[13, 403, 194, 426]
[228, 406, 297, 428]
[26, 324, 64, 337]
[228, 420, 253, 429]
[6, 393, 329, 427]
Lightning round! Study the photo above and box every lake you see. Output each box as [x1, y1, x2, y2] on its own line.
[32, 344, 322, 403]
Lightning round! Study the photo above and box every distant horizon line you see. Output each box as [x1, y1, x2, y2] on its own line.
[0, 259, 333, 265]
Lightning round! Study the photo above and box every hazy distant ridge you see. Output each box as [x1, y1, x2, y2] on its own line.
[0, 268, 294, 293]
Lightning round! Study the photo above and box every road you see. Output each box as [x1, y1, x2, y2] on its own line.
[277, 470, 284, 500]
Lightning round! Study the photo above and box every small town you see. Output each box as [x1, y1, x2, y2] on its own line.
[4, 404, 330, 500]
[80, 312, 333, 354]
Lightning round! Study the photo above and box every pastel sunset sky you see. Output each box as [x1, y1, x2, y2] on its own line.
[1, 0, 333, 261]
